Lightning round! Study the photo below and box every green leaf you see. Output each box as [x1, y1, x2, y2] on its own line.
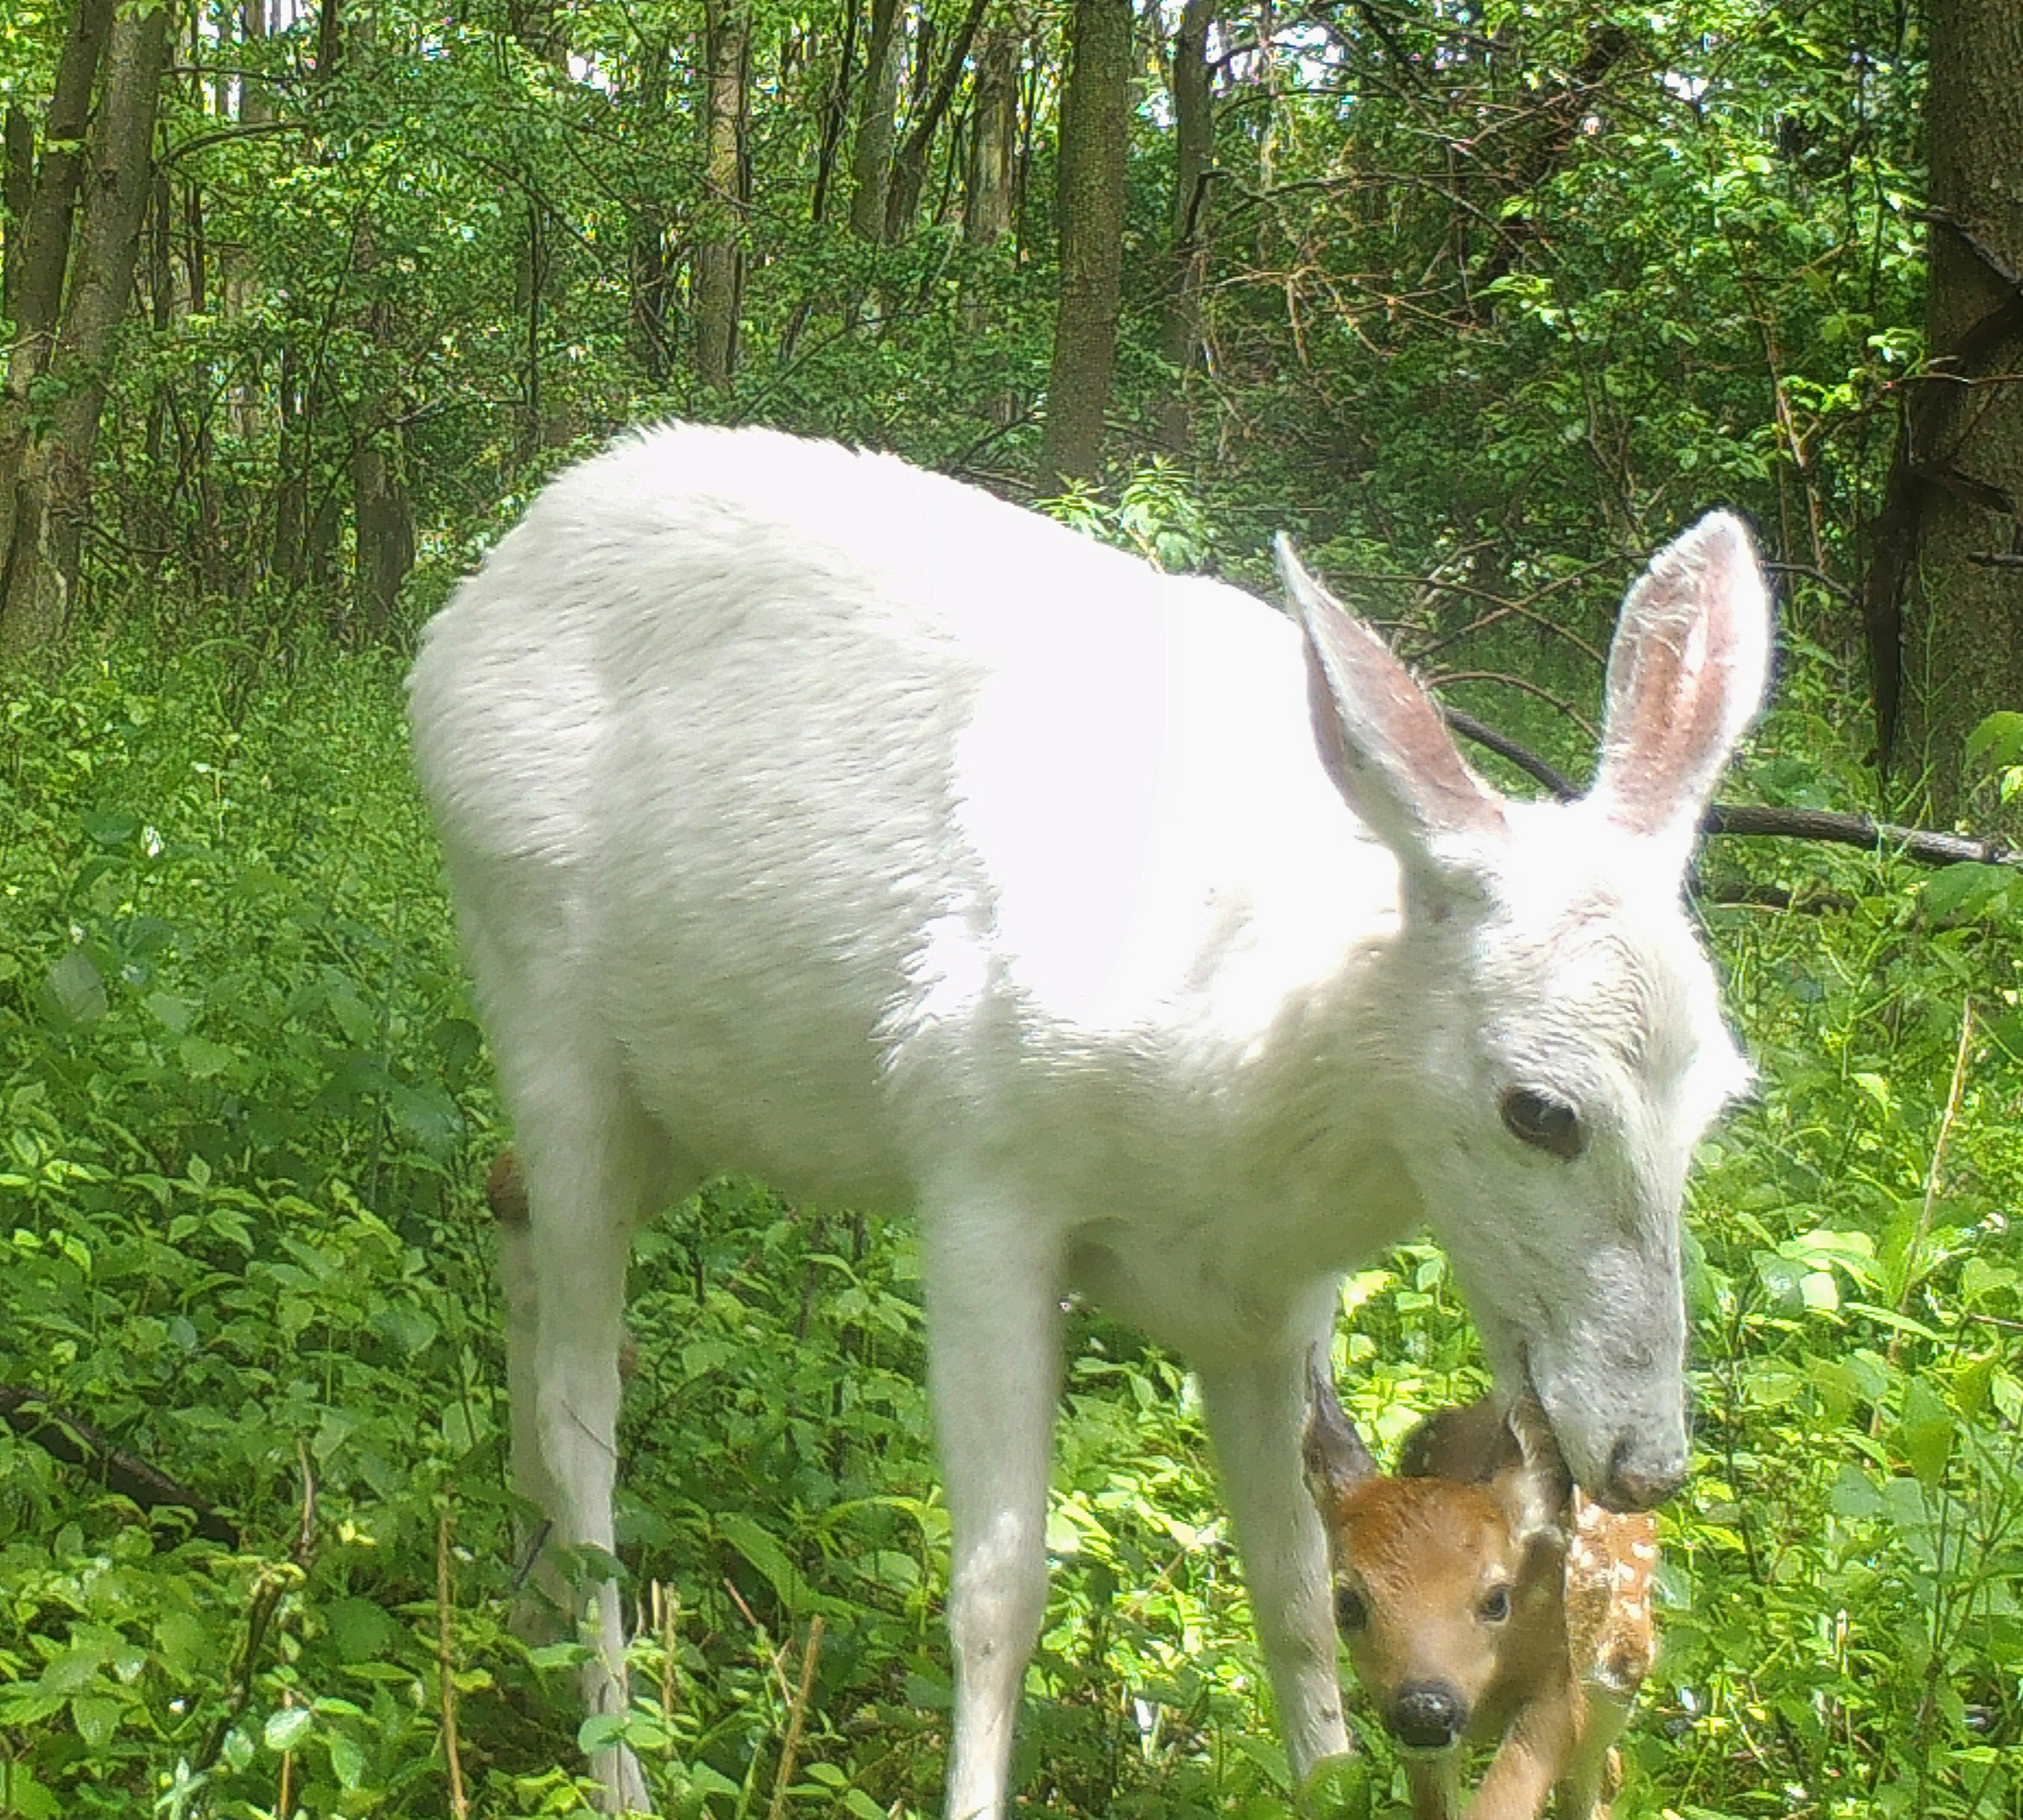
[717, 1511, 806, 1612]
[265, 1705, 314, 1752]
[41, 949, 108, 1025]
[326, 1728, 367, 1789]
[1964, 709, 2023, 773]
[70, 1692, 122, 1750]
[1898, 1375, 1956, 1490]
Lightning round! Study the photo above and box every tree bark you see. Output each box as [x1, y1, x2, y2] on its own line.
[1157, 0, 1215, 450]
[696, 0, 749, 385]
[885, 0, 990, 241]
[628, 35, 674, 380]
[1037, 0, 1131, 494]
[350, 214, 412, 640]
[1894, 0, 2023, 822]
[511, 5, 573, 455]
[2, 105, 33, 324]
[0, 0, 116, 654]
[846, 0, 905, 243]
[0, 0, 167, 657]
[810, 0, 859, 224]
[964, 25, 1018, 247]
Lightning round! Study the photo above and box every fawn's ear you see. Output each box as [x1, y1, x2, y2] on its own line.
[1302, 1347, 1378, 1523]
[1489, 1401, 1573, 1550]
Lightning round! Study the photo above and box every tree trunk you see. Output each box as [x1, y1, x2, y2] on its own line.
[885, 0, 990, 242]
[628, 35, 674, 380]
[2, 105, 33, 323]
[0, 0, 167, 657]
[512, 5, 573, 455]
[1894, 0, 2023, 821]
[696, 0, 748, 385]
[846, 0, 904, 243]
[964, 25, 1017, 248]
[350, 211, 412, 640]
[0, 0, 116, 653]
[1157, 0, 1215, 450]
[1037, 0, 1131, 494]
[810, 0, 859, 224]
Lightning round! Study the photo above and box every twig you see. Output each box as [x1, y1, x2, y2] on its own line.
[193, 1445, 316, 1776]
[1703, 803, 2019, 870]
[0, 1388, 239, 1546]
[1428, 669, 1599, 742]
[1699, 881, 1857, 915]
[437, 1507, 470, 1819]
[723, 1575, 796, 1710]
[277, 1688, 295, 1817]
[654, 1581, 680, 1738]
[1898, 1002, 1976, 1345]
[765, 1615, 826, 1820]
[1443, 707, 1577, 797]
[1440, 708, 2023, 870]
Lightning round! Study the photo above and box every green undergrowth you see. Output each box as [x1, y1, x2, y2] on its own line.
[0, 633, 2018, 1819]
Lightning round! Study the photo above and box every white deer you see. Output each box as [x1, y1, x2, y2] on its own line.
[406, 424, 1769, 1817]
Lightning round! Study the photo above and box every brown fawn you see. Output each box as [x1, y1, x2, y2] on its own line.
[1303, 1359, 1658, 1820]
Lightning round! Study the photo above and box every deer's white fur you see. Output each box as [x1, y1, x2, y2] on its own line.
[407, 423, 1771, 1818]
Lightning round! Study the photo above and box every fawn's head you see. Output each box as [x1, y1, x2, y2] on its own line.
[1301, 1361, 1571, 1755]
[1280, 514, 1770, 1509]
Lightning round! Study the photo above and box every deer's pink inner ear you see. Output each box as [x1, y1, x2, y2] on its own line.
[1594, 512, 1770, 841]
[1281, 537, 1507, 873]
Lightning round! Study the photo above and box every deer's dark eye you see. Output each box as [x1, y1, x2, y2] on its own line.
[1500, 1088, 1585, 1161]
[1335, 1586, 1369, 1634]
[1477, 1585, 1511, 1624]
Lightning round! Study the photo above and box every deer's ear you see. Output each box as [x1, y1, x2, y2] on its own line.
[1589, 512, 1771, 865]
[1491, 1401, 1572, 1549]
[1302, 1347, 1378, 1521]
[1277, 538, 1507, 901]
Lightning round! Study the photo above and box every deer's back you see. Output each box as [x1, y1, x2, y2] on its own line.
[408, 426, 1400, 1213]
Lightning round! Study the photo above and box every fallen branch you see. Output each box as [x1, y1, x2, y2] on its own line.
[1442, 708, 2021, 871]
[0, 1387, 239, 1547]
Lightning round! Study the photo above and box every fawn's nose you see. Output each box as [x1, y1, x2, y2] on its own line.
[1601, 1431, 1687, 1512]
[1387, 1682, 1466, 1752]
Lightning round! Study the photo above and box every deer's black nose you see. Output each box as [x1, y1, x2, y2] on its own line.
[1387, 1682, 1466, 1751]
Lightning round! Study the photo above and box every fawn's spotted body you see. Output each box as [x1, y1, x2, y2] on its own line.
[1305, 1365, 1657, 1820]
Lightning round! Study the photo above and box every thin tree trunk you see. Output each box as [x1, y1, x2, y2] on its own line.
[2, 105, 33, 323]
[964, 25, 1017, 247]
[1892, 0, 2023, 822]
[0, 0, 169, 656]
[1037, 0, 1131, 494]
[349, 208, 413, 639]
[512, 7, 573, 455]
[272, 0, 346, 594]
[886, 0, 990, 242]
[628, 35, 674, 380]
[847, 0, 905, 243]
[0, 0, 116, 649]
[811, 0, 860, 224]
[696, 0, 749, 385]
[1157, 0, 1215, 450]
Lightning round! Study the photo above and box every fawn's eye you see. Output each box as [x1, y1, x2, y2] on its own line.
[1499, 1088, 1585, 1161]
[1335, 1586, 1369, 1634]
[1477, 1584, 1511, 1624]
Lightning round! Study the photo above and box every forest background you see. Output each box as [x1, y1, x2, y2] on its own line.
[0, 1, 2020, 1816]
